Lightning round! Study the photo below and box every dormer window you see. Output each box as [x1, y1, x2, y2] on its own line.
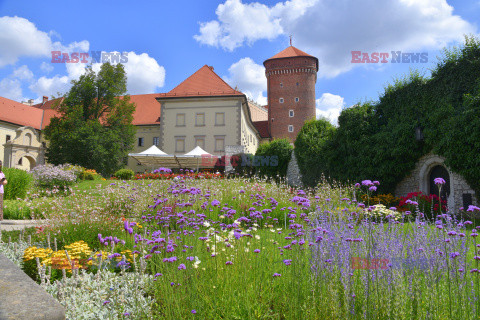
[279, 98, 284, 103]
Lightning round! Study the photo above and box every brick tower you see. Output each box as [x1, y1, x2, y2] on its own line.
[264, 45, 318, 141]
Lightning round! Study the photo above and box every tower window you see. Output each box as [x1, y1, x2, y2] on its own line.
[289, 110, 294, 117]
[288, 125, 294, 132]
[296, 82, 299, 86]
[279, 98, 284, 103]
[295, 97, 299, 102]
[280, 82, 283, 87]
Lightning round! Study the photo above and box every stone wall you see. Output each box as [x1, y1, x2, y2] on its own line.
[395, 153, 477, 213]
[286, 151, 303, 188]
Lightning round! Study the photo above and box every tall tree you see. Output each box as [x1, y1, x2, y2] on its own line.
[44, 63, 136, 177]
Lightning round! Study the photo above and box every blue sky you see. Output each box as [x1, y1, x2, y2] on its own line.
[0, 0, 479, 124]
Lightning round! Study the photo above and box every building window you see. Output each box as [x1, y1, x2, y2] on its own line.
[153, 137, 159, 146]
[215, 112, 225, 126]
[280, 82, 283, 87]
[195, 113, 205, 126]
[288, 125, 294, 132]
[18, 157, 23, 165]
[279, 98, 284, 103]
[289, 110, 294, 117]
[138, 137, 144, 147]
[176, 113, 185, 127]
[6, 135, 11, 142]
[175, 137, 185, 153]
[296, 82, 299, 86]
[215, 136, 225, 152]
[295, 97, 299, 102]
[195, 136, 205, 149]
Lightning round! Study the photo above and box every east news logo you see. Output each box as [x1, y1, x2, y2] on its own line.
[351, 51, 428, 63]
[51, 51, 128, 63]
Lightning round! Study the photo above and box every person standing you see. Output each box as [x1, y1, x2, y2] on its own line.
[0, 160, 7, 221]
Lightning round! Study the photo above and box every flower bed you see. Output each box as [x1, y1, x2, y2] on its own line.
[2, 177, 480, 319]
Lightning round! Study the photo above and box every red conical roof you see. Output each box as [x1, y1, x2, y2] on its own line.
[266, 46, 314, 60]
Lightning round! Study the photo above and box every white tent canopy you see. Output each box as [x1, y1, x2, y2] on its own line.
[136, 145, 168, 156]
[128, 145, 178, 168]
[128, 145, 219, 170]
[178, 146, 216, 169]
[183, 146, 211, 156]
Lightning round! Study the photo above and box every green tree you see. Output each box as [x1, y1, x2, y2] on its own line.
[294, 118, 336, 187]
[44, 63, 136, 177]
[255, 139, 293, 181]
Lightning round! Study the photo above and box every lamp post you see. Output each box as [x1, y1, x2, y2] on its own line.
[415, 126, 424, 141]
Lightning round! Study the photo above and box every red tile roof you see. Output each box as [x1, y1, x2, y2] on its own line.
[124, 93, 162, 125]
[163, 65, 244, 98]
[0, 96, 45, 129]
[33, 97, 64, 110]
[253, 120, 270, 139]
[266, 46, 315, 60]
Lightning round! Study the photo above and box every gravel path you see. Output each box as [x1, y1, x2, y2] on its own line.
[0, 220, 47, 232]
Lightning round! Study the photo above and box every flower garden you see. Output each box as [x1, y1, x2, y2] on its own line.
[2, 165, 480, 319]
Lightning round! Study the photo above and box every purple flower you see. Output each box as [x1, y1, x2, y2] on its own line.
[191, 310, 197, 314]
[254, 249, 260, 253]
[283, 259, 292, 266]
[273, 273, 282, 277]
[103, 300, 110, 306]
[361, 180, 373, 187]
[163, 256, 178, 263]
[226, 261, 233, 265]
[178, 264, 186, 270]
[468, 205, 480, 212]
[434, 177, 446, 185]
[369, 186, 377, 192]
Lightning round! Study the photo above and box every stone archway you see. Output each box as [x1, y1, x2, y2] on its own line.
[417, 155, 454, 213]
[428, 165, 450, 201]
[16, 154, 37, 170]
[396, 153, 478, 213]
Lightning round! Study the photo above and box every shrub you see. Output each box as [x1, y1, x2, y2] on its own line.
[114, 169, 134, 180]
[2, 168, 34, 200]
[295, 118, 336, 187]
[228, 153, 255, 177]
[29, 164, 77, 190]
[255, 139, 293, 181]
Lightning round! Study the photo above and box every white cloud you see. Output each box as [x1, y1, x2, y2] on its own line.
[122, 52, 166, 94]
[0, 16, 52, 67]
[316, 93, 345, 126]
[194, 0, 294, 51]
[223, 57, 267, 105]
[40, 61, 54, 73]
[196, 0, 476, 77]
[0, 78, 23, 101]
[12, 65, 34, 80]
[29, 51, 166, 97]
[29, 75, 70, 98]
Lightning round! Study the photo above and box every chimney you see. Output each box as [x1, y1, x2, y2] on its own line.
[43, 96, 48, 104]
[208, 66, 214, 71]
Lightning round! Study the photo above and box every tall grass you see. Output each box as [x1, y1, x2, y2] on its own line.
[2, 167, 33, 200]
